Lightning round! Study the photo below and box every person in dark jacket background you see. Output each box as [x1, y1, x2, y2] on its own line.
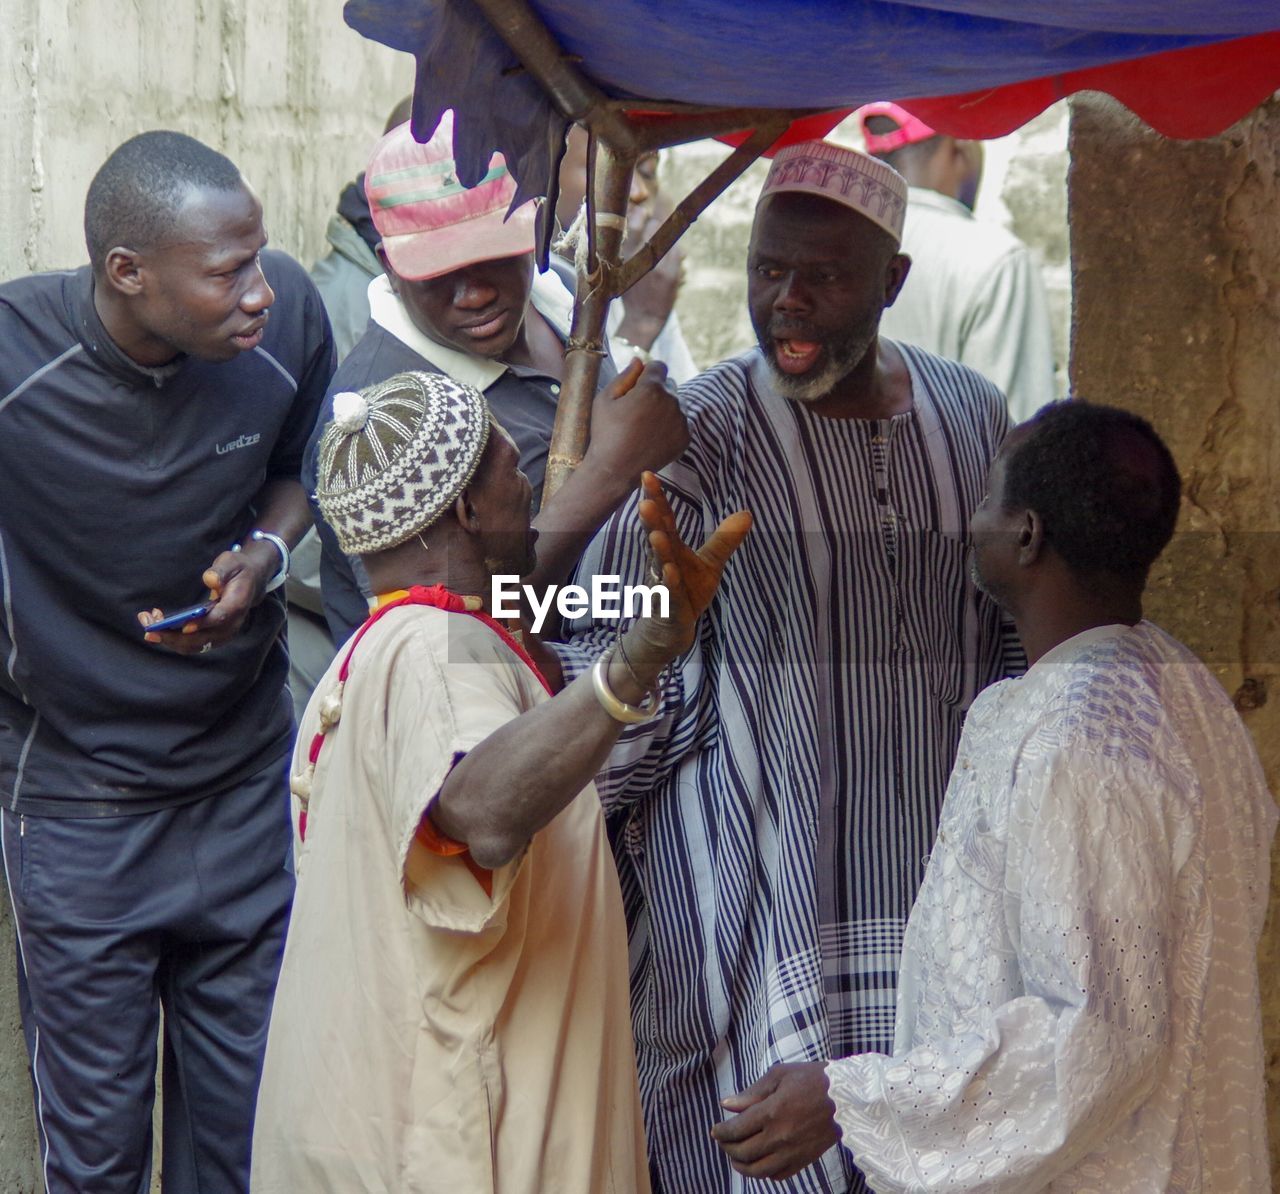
[286, 94, 414, 715]
[309, 94, 412, 361]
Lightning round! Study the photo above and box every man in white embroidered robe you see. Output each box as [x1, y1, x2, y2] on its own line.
[713, 402, 1276, 1191]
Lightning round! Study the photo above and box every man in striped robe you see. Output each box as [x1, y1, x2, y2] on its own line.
[561, 140, 1021, 1192]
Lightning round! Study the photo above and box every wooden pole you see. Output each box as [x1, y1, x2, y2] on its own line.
[462, 0, 819, 500]
[545, 135, 635, 499]
[544, 119, 791, 499]
[610, 117, 792, 297]
[466, 0, 636, 148]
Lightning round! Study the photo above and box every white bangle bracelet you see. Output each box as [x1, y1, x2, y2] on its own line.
[591, 653, 661, 724]
[612, 338, 652, 365]
[232, 529, 290, 593]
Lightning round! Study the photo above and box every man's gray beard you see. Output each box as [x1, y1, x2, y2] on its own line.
[759, 325, 876, 405]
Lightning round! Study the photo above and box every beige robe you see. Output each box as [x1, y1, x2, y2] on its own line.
[251, 606, 649, 1194]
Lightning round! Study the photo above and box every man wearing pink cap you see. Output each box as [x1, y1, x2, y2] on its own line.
[562, 140, 1020, 1193]
[305, 112, 686, 644]
[857, 102, 1057, 425]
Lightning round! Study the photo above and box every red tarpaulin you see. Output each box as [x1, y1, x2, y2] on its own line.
[717, 31, 1280, 153]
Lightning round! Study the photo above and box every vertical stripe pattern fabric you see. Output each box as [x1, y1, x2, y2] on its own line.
[560, 344, 1020, 1192]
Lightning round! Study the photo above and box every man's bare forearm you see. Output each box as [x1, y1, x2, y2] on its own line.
[430, 473, 750, 873]
[527, 457, 633, 595]
[615, 310, 668, 352]
[526, 359, 688, 601]
[431, 643, 660, 868]
[250, 479, 314, 548]
[231, 479, 314, 593]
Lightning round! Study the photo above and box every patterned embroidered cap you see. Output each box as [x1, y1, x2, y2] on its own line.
[316, 371, 491, 555]
[760, 140, 908, 244]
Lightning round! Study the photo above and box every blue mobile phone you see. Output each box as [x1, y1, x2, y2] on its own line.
[145, 602, 213, 633]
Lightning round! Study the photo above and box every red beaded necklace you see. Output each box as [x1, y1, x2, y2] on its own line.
[291, 584, 550, 841]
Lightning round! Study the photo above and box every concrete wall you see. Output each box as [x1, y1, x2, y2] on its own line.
[0, 0, 414, 282]
[0, 2, 412, 1187]
[0, 897, 35, 1191]
[1069, 92, 1280, 1184]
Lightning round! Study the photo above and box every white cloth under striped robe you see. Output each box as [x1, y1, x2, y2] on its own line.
[559, 344, 1021, 1193]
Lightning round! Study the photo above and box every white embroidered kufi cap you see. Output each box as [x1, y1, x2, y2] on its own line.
[316, 371, 490, 555]
[760, 140, 908, 243]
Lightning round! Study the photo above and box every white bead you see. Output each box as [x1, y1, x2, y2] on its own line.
[318, 686, 344, 731]
[331, 391, 370, 434]
[289, 766, 313, 804]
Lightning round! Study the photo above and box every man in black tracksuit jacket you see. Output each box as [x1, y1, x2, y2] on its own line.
[0, 131, 333, 1192]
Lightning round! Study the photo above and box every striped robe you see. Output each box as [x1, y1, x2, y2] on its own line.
[560, 345, 1020, 1193]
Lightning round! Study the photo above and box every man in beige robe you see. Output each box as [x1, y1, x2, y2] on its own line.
[251, 369, 750, 1193]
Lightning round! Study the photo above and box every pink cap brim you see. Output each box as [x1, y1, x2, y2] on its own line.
[856, 102, 937, 155]
[379, 200, 538, 282]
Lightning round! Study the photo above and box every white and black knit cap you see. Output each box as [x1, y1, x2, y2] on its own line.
[316, 371, 491, 555]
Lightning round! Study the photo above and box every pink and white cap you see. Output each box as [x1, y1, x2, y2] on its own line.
[364, 111, 537, 282]
[760, 140, 908, 244]
[854, 102, 938, 155]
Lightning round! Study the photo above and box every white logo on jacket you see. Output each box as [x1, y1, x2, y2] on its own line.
[216, 433, 261, 455]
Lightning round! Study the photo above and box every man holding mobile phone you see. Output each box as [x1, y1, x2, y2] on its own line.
[0, 131, 334, 1192]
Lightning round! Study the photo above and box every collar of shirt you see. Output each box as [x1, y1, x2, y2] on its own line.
[905, 186, 976, 223]
[1025, 622, 1136, 676]
[72, 268, 186, 388]
[366, 268, 575, 393]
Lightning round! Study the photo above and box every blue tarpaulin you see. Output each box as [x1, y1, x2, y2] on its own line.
[345, 0, 1280, 216]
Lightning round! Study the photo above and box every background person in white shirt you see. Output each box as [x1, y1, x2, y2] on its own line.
[556, 124, 700, 383]
[713, 400, 1276, 1191]
[857, 102, 1057, 425]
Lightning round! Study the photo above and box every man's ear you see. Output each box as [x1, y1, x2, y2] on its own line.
[375, 245, 398, 295]
[453, 488, 481, 535]
[1017, 509, 1045, 566]
[102, 246, 144, 298]
[884, 252, 911, 307]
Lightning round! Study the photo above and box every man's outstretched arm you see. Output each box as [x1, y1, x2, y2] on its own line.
[426, 473, 749, 871]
